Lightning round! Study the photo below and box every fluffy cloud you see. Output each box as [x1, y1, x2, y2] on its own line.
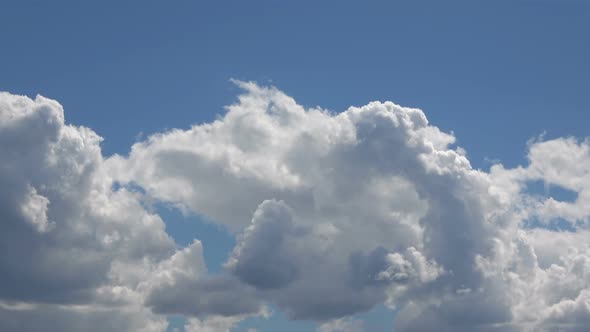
[317, 317, 364, 332]
[0, 303, 167, 332]
[0, 92, 222, 331]
[109, 81, 590, 330]
[146, 240, 264, 318]
[226, 200, 301, 290]
[2, 82, 590, 331]
[183, 315, 251, 332]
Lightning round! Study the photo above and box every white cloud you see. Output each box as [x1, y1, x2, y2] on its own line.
[184, 315, 243, 332]
[110, 81, 589, 330]
[0, 92, 205, 331]
[2, 82, 590, 331]
[317, 317, 364, 332]
[110, 81, 505, 324]
[20, 185, 52, 232]
[0, 304, 168, 332]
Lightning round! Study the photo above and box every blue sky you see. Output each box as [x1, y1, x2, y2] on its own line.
[1, 1, 590, 332]
[3, 0, 589, 167]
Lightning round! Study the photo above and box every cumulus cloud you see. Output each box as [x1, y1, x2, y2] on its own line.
[226, 200, 301, 290]
[109, 81, 497, 323]
[0, 92, 223, 331]
[2, 82, 590, 331]
[109, 81, 590, 330]
[183, 315, 249, 332]
[0, 303, 167, 332]
[317, 317, 364, 332]
[146, 240, 264, 318]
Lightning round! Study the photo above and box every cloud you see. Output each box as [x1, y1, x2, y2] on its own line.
[2, 82, 590, 331]
[0, 303, 167, 332]
[317, 317, 364, 332]
[0, 92, 220, 331]
[227, 200, 301, 290]
[183, 315, 250, 332]
[493, 137, 590, 226]
[109, 81, 590, 330]
[146, 240, 264, 318]
[110, 81, 498, 323]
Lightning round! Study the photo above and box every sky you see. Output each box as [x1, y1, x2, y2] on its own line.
[0, 1, 589, 332]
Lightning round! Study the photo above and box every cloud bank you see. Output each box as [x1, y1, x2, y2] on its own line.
[1, 82, 589, 331]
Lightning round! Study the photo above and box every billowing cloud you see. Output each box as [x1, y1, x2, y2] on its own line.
[0, 92, 231, 331]
[0, 303, 167, 332]
[2, 82, 589, 331]
[146, 240, 264, 318]
[227, 200, 301, 290]
[317, 317, 364, 332]
[109, 81, 590, 330]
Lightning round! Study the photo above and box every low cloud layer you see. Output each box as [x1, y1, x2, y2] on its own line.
[1, 82, 589, 331]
